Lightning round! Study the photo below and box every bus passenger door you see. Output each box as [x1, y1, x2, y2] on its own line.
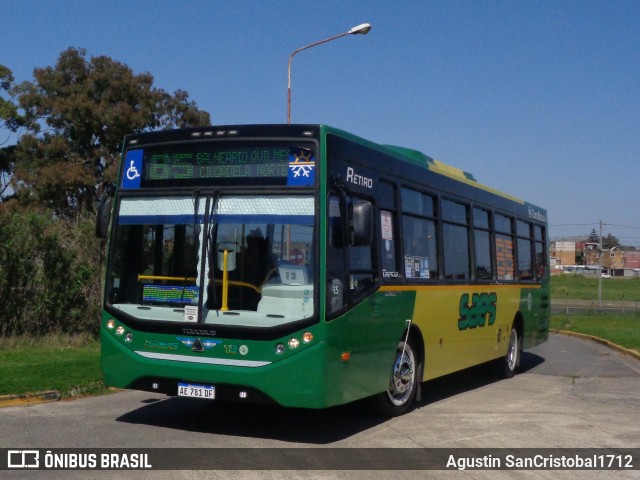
[326, 193, 402, 401]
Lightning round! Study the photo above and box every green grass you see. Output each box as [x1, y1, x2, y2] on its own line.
[551, 313, 640, 352]
[552, 274, 640, 302]
[0, 334, 105, 397]
[550, 275, 640, 352]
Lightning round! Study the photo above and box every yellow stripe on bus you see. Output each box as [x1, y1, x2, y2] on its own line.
[379, 283, 539, 381]
[379, 284, 540, 292]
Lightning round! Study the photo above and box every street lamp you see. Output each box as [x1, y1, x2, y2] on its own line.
[287, 23, 372, 124]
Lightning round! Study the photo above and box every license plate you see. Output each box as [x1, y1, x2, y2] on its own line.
[178, 382, 215, 399]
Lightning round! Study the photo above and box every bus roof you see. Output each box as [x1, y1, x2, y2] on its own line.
[320, 125, 533, 209]
[122, 123, 543, 216]
[380, 145, 477, 182]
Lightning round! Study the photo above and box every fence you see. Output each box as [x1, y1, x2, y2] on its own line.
[552, 299, 640, 315]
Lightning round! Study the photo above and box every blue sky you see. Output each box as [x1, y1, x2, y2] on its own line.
[4, 0, 640, 245]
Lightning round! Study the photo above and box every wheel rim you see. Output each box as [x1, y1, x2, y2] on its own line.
[387, 342, 415, 406]
[506, 328, 518, 372]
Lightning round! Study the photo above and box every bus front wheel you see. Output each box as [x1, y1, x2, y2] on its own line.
[374, 338, 420, 417]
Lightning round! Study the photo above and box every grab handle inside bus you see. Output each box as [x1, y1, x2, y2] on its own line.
[217, 243, 237, 311]
[216, 243, 237, 272]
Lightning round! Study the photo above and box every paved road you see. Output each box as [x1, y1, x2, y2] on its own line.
[1, 333, 639, 479]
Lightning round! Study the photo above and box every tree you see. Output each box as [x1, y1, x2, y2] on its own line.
[602, 233, 620, 250]
[0, 65, 24, 135]
[0, 209, 101, 336]
[0, 65, 23, 198]
[0, 50, 212, 338]
[2, 48, 211, 217]
[0, 145, 15, 199]
[585, 229, 620, 250]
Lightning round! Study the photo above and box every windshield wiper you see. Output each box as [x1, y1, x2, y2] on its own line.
[201, 191, 220, 316]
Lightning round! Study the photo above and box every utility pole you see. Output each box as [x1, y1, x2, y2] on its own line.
[598, 220, 602, 311]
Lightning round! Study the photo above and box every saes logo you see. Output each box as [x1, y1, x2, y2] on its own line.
[458, 292, 497, 330]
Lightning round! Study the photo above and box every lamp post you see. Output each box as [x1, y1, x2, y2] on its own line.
[287, 23, 372, 124]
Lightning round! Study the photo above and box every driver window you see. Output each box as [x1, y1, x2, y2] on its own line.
[327, 195, 345, 314]
[326, 194, 377, 317]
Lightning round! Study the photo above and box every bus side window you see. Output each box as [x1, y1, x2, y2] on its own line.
[534, 225, 546, 281]
[495, 214, 515, 281]
[402, 215, 438, 280]
[401, 187, 438, 281]
[517, 220, 534, 281]
[473, 208, 493, 280]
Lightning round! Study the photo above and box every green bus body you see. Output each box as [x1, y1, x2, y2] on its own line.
[100, 124, 549, 414]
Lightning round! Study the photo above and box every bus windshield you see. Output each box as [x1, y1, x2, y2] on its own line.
[108, 194, 315, 327]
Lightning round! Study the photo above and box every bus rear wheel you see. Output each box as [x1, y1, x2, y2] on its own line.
[375, 338, 419, 417]
[497, 326, 520, 379]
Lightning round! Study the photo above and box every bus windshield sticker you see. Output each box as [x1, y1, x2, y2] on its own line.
[381, 210, 397, 276]
[287, 147, 315, 186]
[183, 305, 198, 322]
[404, 255, 430, 279]
[142, 285, 199, 305]
[380, 211, 393, 240]
[122, 149, 143, 189]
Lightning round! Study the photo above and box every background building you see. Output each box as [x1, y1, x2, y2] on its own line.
[550, 241, 576, 267]
[550, 240, 640, 277]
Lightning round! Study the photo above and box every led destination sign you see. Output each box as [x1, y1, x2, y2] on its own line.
[147, 147, 289, 180]
[121, 143, 316, 189]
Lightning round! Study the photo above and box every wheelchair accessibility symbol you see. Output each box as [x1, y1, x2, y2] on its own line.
[122, 150, 143, 189]
[126, 160, 141, 180]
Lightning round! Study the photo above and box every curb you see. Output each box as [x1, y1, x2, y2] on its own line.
[552, 329, 640, 361]
[0, 390, 61, 408]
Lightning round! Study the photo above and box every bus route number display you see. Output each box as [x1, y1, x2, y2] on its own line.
[121, 145, 316, 188]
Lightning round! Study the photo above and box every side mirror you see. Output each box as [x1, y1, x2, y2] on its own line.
[351, 200, 373, 246]
[96, 196, 113, 238]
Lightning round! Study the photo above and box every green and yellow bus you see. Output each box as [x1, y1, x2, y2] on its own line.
[97, 124, 549, 416]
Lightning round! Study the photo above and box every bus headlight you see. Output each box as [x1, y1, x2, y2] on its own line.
[302, 332, 314, 343]
[275, 343, 285, 355]
[115, 326, 125, 336]
[125, 333, 133, 342]
[106, 319, 115, 329]
[288, 338, 300, 349]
